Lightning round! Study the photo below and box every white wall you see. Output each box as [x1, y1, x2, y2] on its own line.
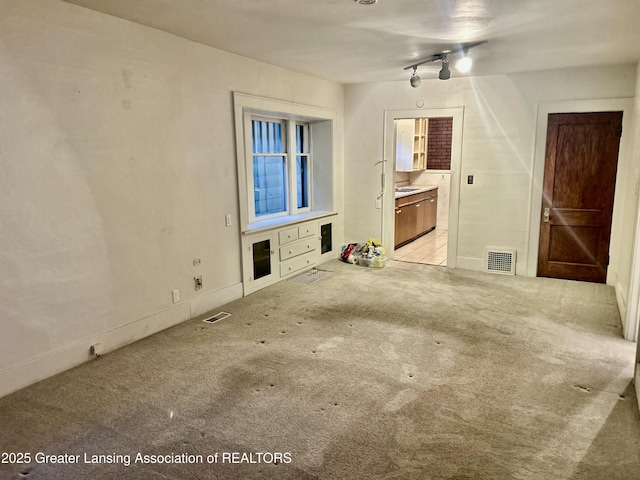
[630, 64, 640, 403]
[344, 65, 637, 275]
[411, 172, 450, 230]
[626, 64, 640, 343]
[0, 0, 344, 397]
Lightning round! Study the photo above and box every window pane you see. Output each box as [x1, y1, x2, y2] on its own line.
[296, 124, 304, 154]
[254, 155, 287, 216]
[297, 155, 309, 209]
[252, 120, 284, 154]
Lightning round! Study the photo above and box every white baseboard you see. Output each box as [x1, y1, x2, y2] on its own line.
[456, 255, 529, 276]
[0, 302, 192, 399]
[0, 283, 246, 399]
[190, 282, 243, 317]
[455, 256, 484, 272]
[614, 280, 629, 335]
[636, 367, 640, 415]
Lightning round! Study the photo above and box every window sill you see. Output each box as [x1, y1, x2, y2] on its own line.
[242, 211, 338, 235]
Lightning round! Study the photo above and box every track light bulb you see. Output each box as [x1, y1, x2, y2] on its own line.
[456, 51, 472, 73]
[410, 68, 421, 88]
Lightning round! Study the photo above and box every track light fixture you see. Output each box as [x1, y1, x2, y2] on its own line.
[439, 54, 450, 80]
[410, 66, 421, 88]
[404, 41, 487, 85]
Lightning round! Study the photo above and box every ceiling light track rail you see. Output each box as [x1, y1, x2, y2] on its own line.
[404, 40, 487, 86]
[403, 41, 487, 71]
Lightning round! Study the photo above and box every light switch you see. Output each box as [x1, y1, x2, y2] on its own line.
[467, 175, 474, 185]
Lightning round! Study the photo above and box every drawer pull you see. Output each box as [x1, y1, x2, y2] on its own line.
[396, 210, 401, 214]
[415, 203, 421, 207]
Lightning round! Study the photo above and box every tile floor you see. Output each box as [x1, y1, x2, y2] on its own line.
[394, 228, 448, 266]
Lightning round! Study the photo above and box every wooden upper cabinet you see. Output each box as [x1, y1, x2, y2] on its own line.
[396, 118, 427, 172]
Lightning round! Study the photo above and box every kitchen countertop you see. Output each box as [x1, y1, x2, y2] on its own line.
[394, 185, 438, 199]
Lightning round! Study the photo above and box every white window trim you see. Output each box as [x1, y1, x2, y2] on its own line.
[244, 113, 290, 224]
[234, 93, 335, 232]
[293, 121, 312, 215]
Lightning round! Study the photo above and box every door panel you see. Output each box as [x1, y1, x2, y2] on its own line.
[537, 112, 622, 283]
[548, 226, 600, 264]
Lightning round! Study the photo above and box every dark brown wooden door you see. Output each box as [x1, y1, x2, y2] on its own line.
[537, 112, 622, 283]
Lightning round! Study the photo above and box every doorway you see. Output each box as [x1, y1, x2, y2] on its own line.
[537, 111, 623, 283]
[394, 116, 452, 266]
[382, 107, 464, 267]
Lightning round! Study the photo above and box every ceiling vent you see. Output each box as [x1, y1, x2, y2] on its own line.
[354, 0, 378, 4]
[485, 248, 516, 275]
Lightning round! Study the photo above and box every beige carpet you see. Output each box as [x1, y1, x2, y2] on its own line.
[1, 259, 639, 479]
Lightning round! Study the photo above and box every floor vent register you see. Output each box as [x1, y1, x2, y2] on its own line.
[202, 312, 232, 324]
[288, 268, 333, 285]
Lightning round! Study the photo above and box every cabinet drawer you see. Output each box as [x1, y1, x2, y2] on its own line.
[280, 241, 316, 261]
[278, 227, 299, 245]
[280, 253, 315, 277]
[298, 222, 317, 239]
[396, 191, 427, 208]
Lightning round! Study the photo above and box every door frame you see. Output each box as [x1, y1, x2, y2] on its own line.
[526, 98, 635, 333]
[382, 107, 464, 267]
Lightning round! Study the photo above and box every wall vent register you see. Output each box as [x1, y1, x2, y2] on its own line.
[485, 248, 516, 275]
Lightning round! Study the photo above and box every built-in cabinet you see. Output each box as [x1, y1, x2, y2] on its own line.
[242, 217, 335, 295]
[396, 118, 428, 172]
[278, 223, 317, 277]
[394, 189, 438, 248]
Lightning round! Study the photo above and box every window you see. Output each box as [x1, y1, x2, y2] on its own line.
[252, 118, 287, 217]
[234, 92, 336, 230]
[247, 115, 312, 221]
[296, 123, 310, 209]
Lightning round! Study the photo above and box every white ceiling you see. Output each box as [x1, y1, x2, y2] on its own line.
[63, 0, 640, 84]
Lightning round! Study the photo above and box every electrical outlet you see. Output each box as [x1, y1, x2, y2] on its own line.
[194, 275, 203, 290]
[90, 343, 103, 356]
[172, 289, 180, 303]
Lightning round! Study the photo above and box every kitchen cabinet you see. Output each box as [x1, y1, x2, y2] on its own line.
[395, 118, 428, 172]
[394, 188, 438, 248]
[394, 203, 417, 247]
[426, 190, 437, 231]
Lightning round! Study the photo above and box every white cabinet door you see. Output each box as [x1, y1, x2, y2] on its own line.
[242, 233, 277, 295]
[395, 119, 414, 172]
